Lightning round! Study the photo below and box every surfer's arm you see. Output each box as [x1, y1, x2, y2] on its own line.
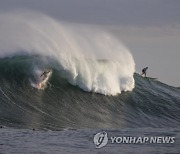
[40, 72, 45, 77]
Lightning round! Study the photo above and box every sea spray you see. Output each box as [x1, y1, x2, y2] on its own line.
[0, 10, 135, 95]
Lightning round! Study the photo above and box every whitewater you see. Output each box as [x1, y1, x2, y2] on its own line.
[0, 11, 135, 96]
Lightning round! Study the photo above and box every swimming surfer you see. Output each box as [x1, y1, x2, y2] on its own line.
[141, 67, 148, 77]
[40, 70, 51, 80]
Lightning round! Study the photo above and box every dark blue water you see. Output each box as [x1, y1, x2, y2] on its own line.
[0, 56, 180, 153]
[0, 127, 180, 154]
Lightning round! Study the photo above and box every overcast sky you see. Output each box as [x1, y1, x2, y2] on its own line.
[0, 0, 180, 86]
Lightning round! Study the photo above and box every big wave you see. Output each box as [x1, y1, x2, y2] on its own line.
[0, 10, 135, 95]
[0, 56, 180, 130]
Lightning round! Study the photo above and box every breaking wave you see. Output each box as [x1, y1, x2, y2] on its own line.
[2, 11, 179, 131]
[0, 11, 135, 96]
[0, 56, 180, 130]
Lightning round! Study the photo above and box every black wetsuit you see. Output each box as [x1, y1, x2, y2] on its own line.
[41, 71, 50, 80]
[142, 68, 148, 77]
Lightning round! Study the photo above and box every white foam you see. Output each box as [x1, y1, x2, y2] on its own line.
[0, 10, 135, 95]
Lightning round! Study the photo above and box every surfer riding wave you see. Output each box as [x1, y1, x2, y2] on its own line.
[31, 69, 52, 90]
[40, 70, 51, 81]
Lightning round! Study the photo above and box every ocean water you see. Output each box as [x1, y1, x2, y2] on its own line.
[0, 56, 180, 154]
[0, 11, 180, 154]
[0, 128, 180, 154]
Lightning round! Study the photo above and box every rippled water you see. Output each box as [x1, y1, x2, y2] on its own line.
[0, 127, 180, 154]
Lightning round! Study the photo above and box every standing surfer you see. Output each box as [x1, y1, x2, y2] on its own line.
[141, 67, 148, 77]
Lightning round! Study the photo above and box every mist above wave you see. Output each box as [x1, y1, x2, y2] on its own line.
[0, 10, 135, 95]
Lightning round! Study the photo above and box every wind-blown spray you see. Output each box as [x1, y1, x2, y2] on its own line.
[0, 11, 135, 95]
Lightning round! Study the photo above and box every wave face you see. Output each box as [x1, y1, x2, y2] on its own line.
[0, 11, 179, 130]
[0, 11, 135, 96]
[0, 55, 180, 130]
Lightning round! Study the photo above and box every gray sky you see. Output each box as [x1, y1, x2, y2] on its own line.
[0, 0, 180, 86]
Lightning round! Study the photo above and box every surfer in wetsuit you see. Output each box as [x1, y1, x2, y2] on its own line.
[40, 70, 51, 81]
[141, 67, 148, 77]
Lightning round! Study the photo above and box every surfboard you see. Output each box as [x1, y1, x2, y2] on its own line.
[137, 73, 157, 80]
[144, 77, 157, 80]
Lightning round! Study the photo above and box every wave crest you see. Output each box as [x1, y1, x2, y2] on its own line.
[0, 10, 135, 95]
